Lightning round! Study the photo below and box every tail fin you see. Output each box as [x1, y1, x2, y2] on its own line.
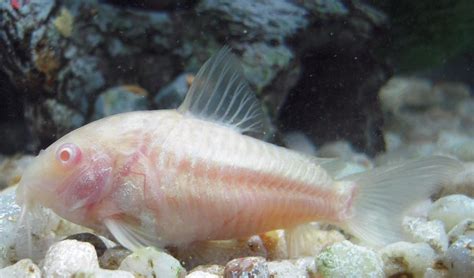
[343, 156, 463, 247]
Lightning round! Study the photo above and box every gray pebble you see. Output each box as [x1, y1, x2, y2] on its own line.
[224, 257, 269, 278]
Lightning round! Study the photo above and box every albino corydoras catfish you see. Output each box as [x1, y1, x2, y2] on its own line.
[16, 47, 463, 256]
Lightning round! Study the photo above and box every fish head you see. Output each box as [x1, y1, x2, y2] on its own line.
[16, 128, 114, 225]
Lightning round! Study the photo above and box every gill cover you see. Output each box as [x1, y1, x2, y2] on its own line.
[57, 155, 112, 211]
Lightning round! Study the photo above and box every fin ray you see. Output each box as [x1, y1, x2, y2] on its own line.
[343, 156, 463, 246]
[104, 218, 165, 251]
[178, 47, 267, 136]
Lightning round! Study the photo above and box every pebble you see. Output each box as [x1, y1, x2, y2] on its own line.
[14, 204, 92, 262]
[186, 271, 220, 278]
[317, 140, 358, 161]
[378, 77, 440, 113]
[423, 267, 449, 278]
[406, 199, 433, 218]
[93, 85, 148, 120]
[447, 219, 474, 243]
[316, 240, 384, 278]
[0, 155, 33, 189]
[0, 186, 21, 267]
[266, 260, 308, 277]
[379, 242, 436, 277]
[282, 131, 317, 156]
[0, 185, 94, 265]
[442, 236, 474, 277]
[428, 194, 474, 231]
[99, 246, 131, 270]
[65, 233, 108, 257]
[383, 131, 403, 152]
[2, 186, 86, 264]
[437, 131, 474, 162]
[292, 257, 317, 277]
[433, 82, 471, 110]
[175, 236, 268, 269]
[42, 240, 99, 277]
[188, 265, 224, 277]
[0, 259, 41, 278]
[154, 73, 191, 109]
[119, 247, 186, 278]
[403, 217, 448, 253]
[224, 256, 269, 278]
[73, 269, 134, 278]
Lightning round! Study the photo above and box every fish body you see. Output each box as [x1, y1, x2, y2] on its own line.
[22, 109, 350, 247]
[16, 47, 463, 253]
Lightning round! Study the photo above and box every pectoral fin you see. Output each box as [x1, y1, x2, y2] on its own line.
[104, 217, 165, 251]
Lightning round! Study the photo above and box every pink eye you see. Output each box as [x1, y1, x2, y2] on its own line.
[56, 143, 82, 166]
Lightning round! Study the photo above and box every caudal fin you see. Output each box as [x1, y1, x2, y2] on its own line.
[343, 156, 463, 247]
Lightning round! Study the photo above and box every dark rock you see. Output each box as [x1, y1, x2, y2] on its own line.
[103, 0, 196, 11]
[0, 71, 29, 154]
[153, 73, 191, 110]
[93, 85, 149, 120]
[64, 233, 107, 257]
[197, 0, 308, 43]
[0, 0, 178, 148]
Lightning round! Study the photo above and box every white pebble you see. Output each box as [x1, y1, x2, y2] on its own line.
[378, 77, 439, 113]
[423, 267, 449, 278]
[2, 184, 92, 262]
[0, 259, 41, 278]
[74, 268, 134, 278]
[380, 242, 436, 277]
[267, 260, 308, 277]
[437, 132, 474, 162]
[42, 240, 99, 278]
[383, 131, 402, 152]
[119, 247, 185, 278]
[442, 236, 474, 277]
[428, 195, 474, 231]
[316, 240, 384, 278]
[282, 131, 317, 156]
[0, 186, 21, 267]
[186, 271, 220, 278]
[188, 264, 223, 277]
[292, 257, 317, 277]
[403, 217, 448, 252]
[447, 219, 474, 242]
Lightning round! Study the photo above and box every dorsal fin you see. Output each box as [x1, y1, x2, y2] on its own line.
[178, 47, 267, 136]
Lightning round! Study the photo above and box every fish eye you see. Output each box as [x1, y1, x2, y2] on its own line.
[56, 143, 82, 166]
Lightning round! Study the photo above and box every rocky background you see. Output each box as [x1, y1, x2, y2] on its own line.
[0, 0, 390, 156]
[1, 0, 473, 277]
